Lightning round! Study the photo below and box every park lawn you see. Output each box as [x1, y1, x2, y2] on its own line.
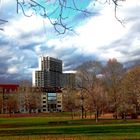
[0, 116, 140, 139]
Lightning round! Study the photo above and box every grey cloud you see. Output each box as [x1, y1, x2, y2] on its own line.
[0, 37, 38, 83]
[103, 21, 140, 63]
[124, 5, 140, 22]
[56, 48, 97, 70]
[1, 0, 140, 83]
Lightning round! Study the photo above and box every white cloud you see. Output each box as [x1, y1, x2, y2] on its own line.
[0, 0, 140, 82]
[7, 66, 18, 74]
[47, 2, 133, 61]
[4, 15, 48, 37]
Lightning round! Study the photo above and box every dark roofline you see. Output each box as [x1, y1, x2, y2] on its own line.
[0, 84, 19, 89]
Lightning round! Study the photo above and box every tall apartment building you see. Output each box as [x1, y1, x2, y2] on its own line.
[32, 56, 63, 112]
[33, 56, 62, 88]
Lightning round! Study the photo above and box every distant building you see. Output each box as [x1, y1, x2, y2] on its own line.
[32, 56, 63, 112]
[41, 87, 62, 112]
[31, 56, 77, 113]
[33, 71, 47, 87]
[0, 84, 19, 113]
[33, 56, 62, 88]
[62, 73, 76, 89]
[0, 56, 77, 114]
[0, 84, 19, 93]
[0, 83, 63, 113]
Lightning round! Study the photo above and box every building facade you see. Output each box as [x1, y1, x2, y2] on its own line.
[0, 84, 19, 114]
[33, 56, 62, 88]
[32, 56, 63, 112]
[62, 73, 76, 89]
[41, 87, 62, 112]
[0, 56, 77, 114]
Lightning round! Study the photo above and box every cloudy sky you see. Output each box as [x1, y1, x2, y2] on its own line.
[0, 0, 140, 83]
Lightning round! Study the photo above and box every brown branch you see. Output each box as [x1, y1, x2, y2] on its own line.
[0, 19, 8, 31]
[1, 0, 126, 33]
[113, 0, 125, 27]
[16, 0, 91, 34]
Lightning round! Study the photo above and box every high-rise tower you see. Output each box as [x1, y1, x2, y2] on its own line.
[32, 56, 62, 88]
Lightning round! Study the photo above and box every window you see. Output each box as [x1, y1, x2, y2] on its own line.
[48, 93, 56, 101]
[48, 96, 56, 101]
[48, 93, 56, 96]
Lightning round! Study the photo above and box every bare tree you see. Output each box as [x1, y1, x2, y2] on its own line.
[0, 95, 2, 113]
[97, 0, 126, 24]
[0, 19, 8, 31]
[62, 88, 78, 119]
[7, 95, 19, 117]
[104, 58, 125, 119]
[19, 80, 41, 113]
[121, 66, 140, 119]
[23, 90, 41, 113]
[76, 88, 88, 119]
[0, 0, 126, 32]
[76, 61, 106, 121]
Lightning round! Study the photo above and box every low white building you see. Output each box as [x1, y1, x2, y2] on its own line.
[42, 92, 62, 112]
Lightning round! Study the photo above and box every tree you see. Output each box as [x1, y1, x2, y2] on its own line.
[88, 78, 108, 122]
[104, 58, 125, 119]
[76, 61, 106, 121]
[24, 89, 41, 113]
[7, 95, 19, 117]
[122, 66, 140, 118]
[0, 95, 2, 113]
[63, 88, 78, 119]
[18, 81, 41, 113]
[0, 19, 8, 31]
[0, 0, 126, 32]
[76, 88, 89, 119]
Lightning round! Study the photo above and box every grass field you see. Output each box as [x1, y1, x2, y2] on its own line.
[0, 113, 140, 140]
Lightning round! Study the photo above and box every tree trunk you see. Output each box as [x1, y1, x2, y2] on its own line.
[90, 111, 92, 119]
[95, 109, 99, 122]
[71, 110, 74, 119]
[81, 106, 84, 119]
[85, 110, 87, 118]
[9, 110, 12, 117]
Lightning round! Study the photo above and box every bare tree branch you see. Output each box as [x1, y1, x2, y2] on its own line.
[113, 0, 125, 26]
[0, 19, 8, 31]
[16, 0, 91, 34]
[0, 0, 126, 33]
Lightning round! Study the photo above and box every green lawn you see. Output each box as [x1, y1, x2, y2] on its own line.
[0, 115, 140, 140]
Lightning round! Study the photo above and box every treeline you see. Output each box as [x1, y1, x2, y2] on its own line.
[63, 59, 140, 121]
[0, 58, 139, 120]
[0, 81, 42, 115]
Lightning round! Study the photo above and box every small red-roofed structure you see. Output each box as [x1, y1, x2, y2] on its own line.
[0, 84, 19, 94]
[0, 84, 19, 113]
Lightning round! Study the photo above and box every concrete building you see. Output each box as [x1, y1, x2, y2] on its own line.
[32, 56, 63, 112]
[33, 56, 62, 88]
[62, 73, 76, 89]
[32, 56, 77, 113]
[41, 87, 62, 112]
[33, 71, 47, 87]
